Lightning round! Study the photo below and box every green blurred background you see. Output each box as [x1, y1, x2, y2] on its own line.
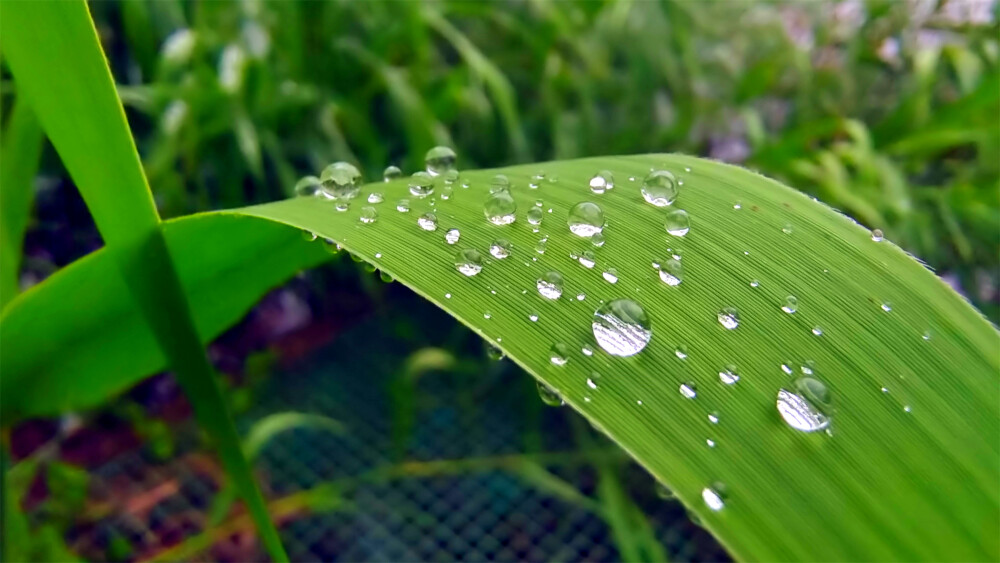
[3, 1, 998, 561]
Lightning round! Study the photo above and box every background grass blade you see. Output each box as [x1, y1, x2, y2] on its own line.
[3, 154, 997, 559]
[0, 100, 45, 310]
[0, 3, 287, 559]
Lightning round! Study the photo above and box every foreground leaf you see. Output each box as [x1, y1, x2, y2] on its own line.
[3, 155, 998, 560]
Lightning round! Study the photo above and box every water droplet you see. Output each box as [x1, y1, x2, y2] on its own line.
[454, 248, 483, 276]
[776, 377, 832, 432]
[871, 228, 884, 242]
[577, 250, 596, 269]
[424, 146, 456, 176]
[717, 307, 740, 330]
[719, 365, 740, 385]
[537, 382, 564, 406]
[294, 175, 322, 197]
[322, 239, 341, 254]
[708, 412, 720, 424]
[576, 293, 586, 301]
[733, 201, 742, 210]
[586, 372, 601, 390]
[706, 439, 716, 448]
[592, 299, 652, 357]
[530, 172, 545, 189]
[528, 313, 539, 322]
[445, 228, 461, 245]
[367, 192, 384, 204]
[537, 271, 564, 299]
[657, 258, 683, 286]
[780, 363, 794, 375]
[589, 170, 614, 194]
[483, 311, 492, 320]
[527, 206, 544, 225]
[640, 170, 678, 207]
[418, 212, 438, 231]
[665, 209, 690, 236]
[486, 342, 505, 361]
[550, 343, 570, 366]
[655, 482, 675, 500]
[535, 239, 547, 254]
[441, 186, 453, 200]
[922, 330, 931, 341]
[359, 206, 377, 224]
[335, 202, 350, 212]
[903, 405, 912, 413]
[782, 295, 798, 314]
[750, 280, 759, 288]
[408, 171, 435, 197]
[674, 346, 688, 360]
[582, 345, 594, 356]
[591, 232, 606, 247]
[383, 165, 402, 182]
[396, 199, 411, 213]
[445, 293, 452, 299]
[702, 485, 725, 511]
[490, 174, 510, 194]
[302, 230, 318, 242]
[484, 192, 517, 225]
[379, 271, 393, 283]
[490, 239, 512, 259]
[781, 224, 794, 235]
[679, 382, 697, 399]
[602, 268, 619, 284]
[881, 302, 892, 312]
[567, 202, 606, 237]
[320, 162, 362, 200]
[811, 326, 823, 336]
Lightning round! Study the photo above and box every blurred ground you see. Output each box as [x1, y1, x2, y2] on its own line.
[3, 0, 998, 561]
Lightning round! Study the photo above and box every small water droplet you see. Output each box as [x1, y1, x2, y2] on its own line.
[568, 202, 606, 237]
[335, 201, 350, 212]
[367, 192, 384, 204]
[811, 326, 823, 336]
[576, 293, 586, 301]
[396, 199, 411, 213]
[537, 271, 564, 300]
[719, 365, 740, 385]
[800, 362, 814, 375]
[418, 212, 438, 231]
[904, 405, 912, 413]
[359, 206, 377, 224]
[922, 330, 931, 341]
[657, 259, 683, 286]
[602, 268, 619, 284]
[592, 299, 652, 357]
[589, 170, 614, 194]
[527, 206, 544, 225]
[781, 363, 794, 375]
[679, 382, 697, 399]
[535, 239, 547, 254]
[379, 271, 393, 283]
[640, 170, 678, 207]
[733, 201, 742, 210]
[424, 146, 456, 176]
[490, 239, 512, 259]
[665, 209, 690, 236]
[528, 313, 539, 322]
[550, 343, 570, 366]
[445, 293, 452, 299]
[776, 376, 832, 432]
[706, 439, 716, 448]
[577, 250, 596, 269]
[782, 295, 798, 314]
[485, 342, 504, 361]
[455, 248, 483, 276]
[302, 230, 318, 242]
[320, 162, 362, 200]
[717, 307, 740, 330]
[702, 485, 725, 511]
[708, 412, 720, 424]
[490, 174, 510, 194]
[383, 165, 402, 182]
[537, 382, 564, 406]
[441, 186, 454, 200]
[408, 171, 435, 197]
[655, 482, 675, 500]
[582, 345, 594, 356]
[442, 169, 459, 185]
[445, 228, 461, 245]
[484, 191, 517, 225]
[484, 311, 492, 320]
[750, 280, 759, 288]
[782, 224, 793, 234]
[591, 232, 606, 247]
[881, 302, 892, 312]
[586, 372, 601, 390]
[674, 345, 688, 360]
[871, 228, 884, 242]
[294, 175, 322, 197]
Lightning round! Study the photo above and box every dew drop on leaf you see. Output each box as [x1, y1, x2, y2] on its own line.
[655, 482, 675, 500]
[367, 192, 384, 204]
[871, 228, 884, 242]
[445, 228, 461, 245]
[490, 174, 510, 194]
[537, 382, 564, 406]
[679, 382, 697, 399]
[640, 170, 678, 207]
[424, 146, 456, 176]
[294, 175, 322, 197]
[567, 202, 606, 237]
[577, 250, 596, 269]
[335, 202, 350, 212]
[537, 271, 564, 299]
[320, 161, 362, 200]
[454, 248, 483, 276]
[658, 258, 682, 286]
[550, 343, 570, 366]
[591, 232, 606, 247]
[484, 192, 517, 225]
[383, 165, 402, 182]
[782, 295, 798, 314]
[592, 299, 652, 357]
[490, 239, 512, 259]
[359, 206, 377, 224]
[665, 209, 690, 236]
[417, 212, 438, 231]
[719, 365, 740, 385]
[396, 199, 410, 213]
[408, 171, 435, 197]
[776, 377, 832, 433]
[702, 485, 726, 511]
[717, 307, 740, 330]
[527, 206, 544, 225]
[602, 267, 619, 284]
[589, 170, 614, 194]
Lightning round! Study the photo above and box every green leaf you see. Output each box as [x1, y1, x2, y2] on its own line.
[0, 3, 288, 559]
[3, 155, 998, 560]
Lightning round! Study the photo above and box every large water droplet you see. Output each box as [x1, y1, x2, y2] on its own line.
[679, 382, 697, 399]
[359, 206, 377, 224]
[641, 170, 678, 207]
[294, 175, 322, 197]
[658, 258, 683, 286]
[782, 295, 798, 314]
[490, 239, 512, 259]
[484, 192, 517, 225]
[776, 377, 832, 432]
[320, 162, 362, 200]
[455, 248, 483, 276]
[418, 212, 438, 231]
[537, 271, 564, 300]
[871, 228, 883, 242]
[567, 202, 606, 237]
[702, 485, 726, 511]
[527, 206, 544, 225]
[424, 146, 456, 176]
[550, 343, 570, 366]
[490, 174, 511, 194]
[383, 165, 402, 182]
[665, 209, 690, 236]
[592, 299, 652, 357]
[717, 307, 740, 330]
[589, 170, 614, 194]
[719, 365, 740, 385]
[409, 171, 435, 197]
[445, 228, 461, 245]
